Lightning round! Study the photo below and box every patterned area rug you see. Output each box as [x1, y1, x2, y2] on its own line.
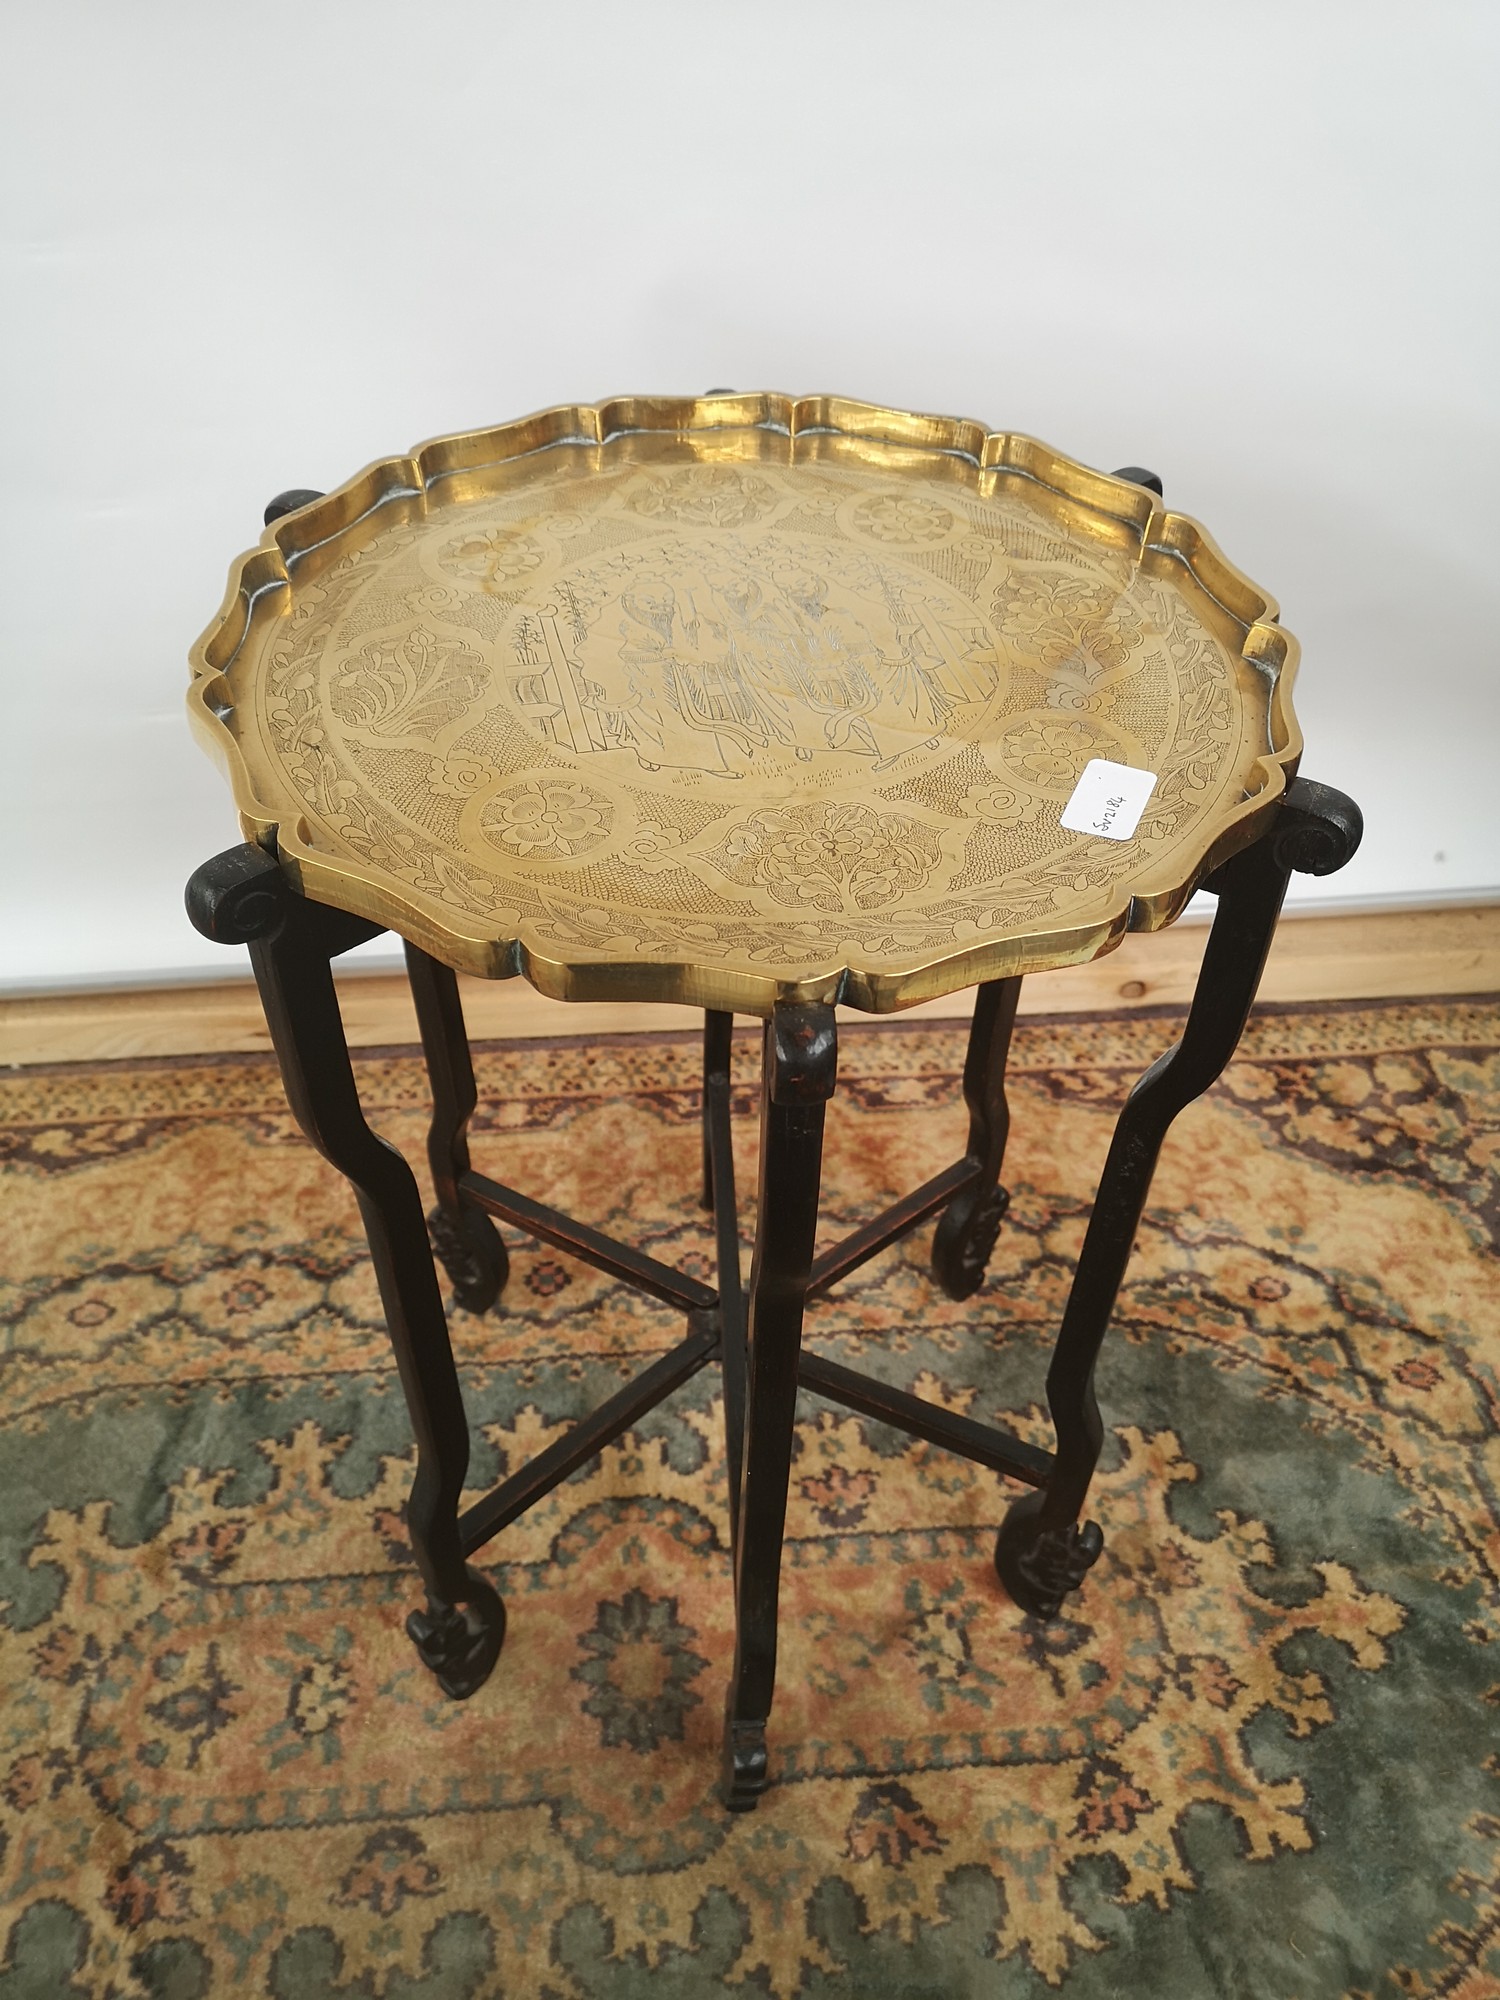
[2, 1000, 1498, 2000]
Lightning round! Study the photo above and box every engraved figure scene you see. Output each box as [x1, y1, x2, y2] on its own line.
[501, 533, 1004, 782]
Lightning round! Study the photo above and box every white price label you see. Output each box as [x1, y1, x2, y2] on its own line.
[1059, 759, 1158, 842]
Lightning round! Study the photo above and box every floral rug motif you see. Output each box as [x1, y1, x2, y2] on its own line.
[1, 999, 1497, 1998]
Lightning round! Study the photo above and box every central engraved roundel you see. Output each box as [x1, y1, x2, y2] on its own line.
[494, 530, 1005, 787]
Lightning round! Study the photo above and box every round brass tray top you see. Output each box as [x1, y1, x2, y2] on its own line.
[188, 395, 1300, 1013]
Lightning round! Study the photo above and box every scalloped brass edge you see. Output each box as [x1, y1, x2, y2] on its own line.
[186, 393, 1303, 1014]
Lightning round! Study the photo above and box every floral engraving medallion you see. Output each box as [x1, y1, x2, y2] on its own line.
[479, 780, 613, 861]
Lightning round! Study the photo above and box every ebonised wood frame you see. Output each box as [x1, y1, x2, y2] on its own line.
[184, 469, 1363, 1810]
[186, 768, 1358, 1805]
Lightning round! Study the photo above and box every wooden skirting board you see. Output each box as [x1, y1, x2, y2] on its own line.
[3, 904, 1497, 1069]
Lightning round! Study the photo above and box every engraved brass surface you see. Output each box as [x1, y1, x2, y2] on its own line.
[188, 395, 1301, 1012]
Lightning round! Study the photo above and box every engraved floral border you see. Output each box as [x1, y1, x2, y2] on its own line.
[185, 394, 1302, 1012]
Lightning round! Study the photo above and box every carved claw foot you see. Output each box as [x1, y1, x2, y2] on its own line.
[428, 1203, 508, 1314]
[932, 1185, 1010, 1302]
[405, 1573, 507, 1699]
[994, 1489, 1104, 1620]
[720, 1716, 770, 1812]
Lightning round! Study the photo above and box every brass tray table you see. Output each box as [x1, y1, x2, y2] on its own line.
[185, 394, 1361, 1810]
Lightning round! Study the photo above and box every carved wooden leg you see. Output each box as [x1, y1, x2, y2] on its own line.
[405, 944, 509, 1315]
[932, 976, 1023, 1300]
[996, 780, 1363, 1619]
[721, 1003, 837, 1810]
[186, 847, 505, 1698]
[700, 1011, 725, 1211]
[702, 1010, 748, 1547]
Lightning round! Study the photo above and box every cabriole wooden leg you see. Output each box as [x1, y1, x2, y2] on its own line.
[932, 975, 1023, 1300]
[405, 943, 509, 1316]
[997, 780, 1363, 1618]
[720, 1002, 837, 1810]
[186, 847, 505, 1699]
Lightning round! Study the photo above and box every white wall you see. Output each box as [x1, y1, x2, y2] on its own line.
[3, 0, 1496, 989]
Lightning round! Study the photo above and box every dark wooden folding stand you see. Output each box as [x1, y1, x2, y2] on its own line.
[185, 438, 1362, 1812]
[186, 775, 1360, 1814]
